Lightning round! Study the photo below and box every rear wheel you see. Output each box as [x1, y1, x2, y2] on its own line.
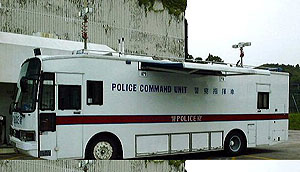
[224, 131, 246, 156]
[86, 136, 122, 160]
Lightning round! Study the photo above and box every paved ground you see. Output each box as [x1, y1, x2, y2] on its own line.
[1, 130, 300, 160]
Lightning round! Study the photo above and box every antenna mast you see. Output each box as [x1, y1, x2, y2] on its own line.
[79, 0, 93, 50]
[232, 42, 251, 67]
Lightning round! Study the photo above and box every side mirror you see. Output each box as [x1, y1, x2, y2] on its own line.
[9, 102, 13, 115]
[20, 77, 28, 92]
[9, 102, 16, 115]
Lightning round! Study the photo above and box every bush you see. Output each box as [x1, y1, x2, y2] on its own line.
[289, 113, 300, 130]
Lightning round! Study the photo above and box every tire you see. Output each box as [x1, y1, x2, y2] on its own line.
[224, 131, 246, 156]
[86, 136, 122, 160]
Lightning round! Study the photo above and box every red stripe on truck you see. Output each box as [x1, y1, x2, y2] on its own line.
[56, 113, 288, 125]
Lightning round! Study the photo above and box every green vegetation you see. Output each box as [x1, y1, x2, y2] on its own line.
[260, 64, 300, 83]
[168, 160, 185, 169]
[137, 0, 187, 17]
[260, 64, 300, 113]
[289, 113, 300, 130]
[195, 57, 203, 61]
[205, 53, 224, 62]
[144, 160, 185, 169]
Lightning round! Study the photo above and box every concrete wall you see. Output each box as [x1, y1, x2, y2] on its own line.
[0, 160, 185, 172]
[0, 0, 185, 60]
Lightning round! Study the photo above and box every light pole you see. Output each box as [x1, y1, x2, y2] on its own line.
[232, 42, 251, 67]
[79, 0, 93, 50]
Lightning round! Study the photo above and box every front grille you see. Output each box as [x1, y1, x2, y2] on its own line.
[10, 127, 36, 141]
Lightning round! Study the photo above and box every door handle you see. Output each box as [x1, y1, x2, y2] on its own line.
[73, 111, 81, 114]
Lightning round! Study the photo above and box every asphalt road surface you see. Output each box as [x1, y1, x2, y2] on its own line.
[1, 130, 300, 160]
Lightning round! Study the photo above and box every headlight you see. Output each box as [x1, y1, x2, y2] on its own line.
[20, 130, 35, 142]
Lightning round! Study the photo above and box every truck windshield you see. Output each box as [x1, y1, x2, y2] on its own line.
[15, 58, 41, 113]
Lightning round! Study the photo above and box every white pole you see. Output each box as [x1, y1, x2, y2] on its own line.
[121, 37, 125, 55]
[118, 39, 121, 57]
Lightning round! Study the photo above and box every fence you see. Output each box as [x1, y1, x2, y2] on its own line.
[290, 92, 300, 113]
[290, 83, 300, 113]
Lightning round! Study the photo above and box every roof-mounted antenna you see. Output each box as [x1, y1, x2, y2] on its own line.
[232, 42, 251, 67]
[121, 37, 125, 55]
[118, 37, 125, 57]
[118, 39, 121, 57]
[79, 0, 93, 50]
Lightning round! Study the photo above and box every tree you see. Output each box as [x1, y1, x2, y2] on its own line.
[185, 54, 194, 62]
[186, 54, 193, 59]
[195, 57, 203, 61]
[260, 63, 300, 113]
[205, 53, 224, 62]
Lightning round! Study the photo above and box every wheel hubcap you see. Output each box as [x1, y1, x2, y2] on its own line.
[229, 136, 241, 152]
[93, 141, 113, 160]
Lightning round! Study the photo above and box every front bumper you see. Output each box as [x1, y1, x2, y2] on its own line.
[9, 135, 38, 157]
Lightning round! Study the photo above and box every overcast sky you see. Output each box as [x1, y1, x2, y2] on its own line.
[185, 0, 300, 66]
[186, 160, 300, 172]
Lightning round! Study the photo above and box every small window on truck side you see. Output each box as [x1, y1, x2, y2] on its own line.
[87, 81, 103, 105]
[58, 85, 81, 110]
[257, 92, 269, 109]
[39, 73, 55, 111]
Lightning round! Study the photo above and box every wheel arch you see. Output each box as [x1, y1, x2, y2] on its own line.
[84, 131, 123, 159]
[225, 128, 247, 145]
[223, 128, 248, 156]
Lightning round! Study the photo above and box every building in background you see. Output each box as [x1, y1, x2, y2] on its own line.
[0, 0, 187, 144]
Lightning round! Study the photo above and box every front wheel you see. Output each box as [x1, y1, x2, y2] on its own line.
[87, 136, 121, 160]
[224, 131, 246, 156]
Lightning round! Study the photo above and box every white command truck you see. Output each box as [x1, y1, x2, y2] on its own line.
[10, 49, 289, 160]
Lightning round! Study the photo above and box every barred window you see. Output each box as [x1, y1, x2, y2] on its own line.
[40, 73, 55, 111]
[257, 92, 269, 109]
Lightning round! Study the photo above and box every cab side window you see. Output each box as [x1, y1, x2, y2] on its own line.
[40, 73, 55, 111]
[58, 85, 81, 110]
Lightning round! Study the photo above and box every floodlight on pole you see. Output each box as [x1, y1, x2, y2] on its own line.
[79, 0, 93, 50]
[232, 42, 251, 67]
